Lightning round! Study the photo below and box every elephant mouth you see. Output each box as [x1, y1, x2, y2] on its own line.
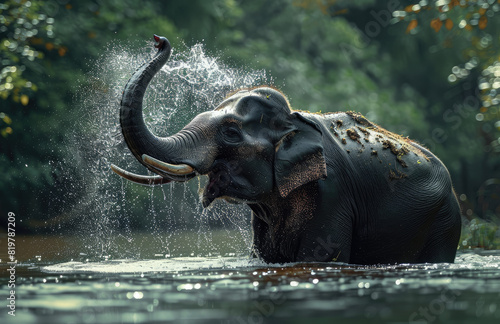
[201, 168, 230, 208]
[112, 155, 241, 209]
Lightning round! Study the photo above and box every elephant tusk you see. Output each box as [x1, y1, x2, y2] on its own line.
[110, 164, 171, 186]
[142, 154, 195, 175]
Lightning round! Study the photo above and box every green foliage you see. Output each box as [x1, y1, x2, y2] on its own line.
[460, 217, 499, 249]
[394, 0, 500, 154]
[0, 0, 57, 138]
[0, 111, 12, 137]
[0, 0, 53, 103]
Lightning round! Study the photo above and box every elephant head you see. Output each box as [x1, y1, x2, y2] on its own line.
[112, 35, 327, 208]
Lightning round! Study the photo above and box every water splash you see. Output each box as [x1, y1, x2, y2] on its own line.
[41, 250, 500, 273]
[63, 39, 267, 260]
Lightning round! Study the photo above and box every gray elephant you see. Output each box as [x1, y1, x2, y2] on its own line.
[112, 35, 461, 264]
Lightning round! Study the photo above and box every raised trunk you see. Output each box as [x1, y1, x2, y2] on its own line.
[115, 35, 233, 186]
[120, 35, 173, 172]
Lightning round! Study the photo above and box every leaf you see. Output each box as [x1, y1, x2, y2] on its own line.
[430, 18, 442, 32]
[450, 0, 461, 9]
[445, 19, 453, 30]
[2, 114, 12, 124]
[478, 16, 487, 30]
[20, 95, 29, 106]
[58, 47, 67, 56]
[406, 19, 418, 33]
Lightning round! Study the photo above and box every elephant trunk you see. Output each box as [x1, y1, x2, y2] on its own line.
[117, 35, 196, 182]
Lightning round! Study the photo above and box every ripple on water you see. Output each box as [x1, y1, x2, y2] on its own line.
[3, 251, 499, 323]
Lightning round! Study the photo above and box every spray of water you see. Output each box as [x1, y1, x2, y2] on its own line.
[63, 39, 269, 260]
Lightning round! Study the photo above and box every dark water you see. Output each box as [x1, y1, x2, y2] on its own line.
[2, 250, 500, 324]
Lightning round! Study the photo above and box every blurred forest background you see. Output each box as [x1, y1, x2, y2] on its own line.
[1, 0, 499, 248]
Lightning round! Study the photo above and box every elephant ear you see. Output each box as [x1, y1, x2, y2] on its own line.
[274, 113, 327, 197]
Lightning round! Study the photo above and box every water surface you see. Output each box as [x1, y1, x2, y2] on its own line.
[2, 249, 500, 323]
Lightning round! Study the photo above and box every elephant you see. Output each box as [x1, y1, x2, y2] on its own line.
[111, 35, 461, 265]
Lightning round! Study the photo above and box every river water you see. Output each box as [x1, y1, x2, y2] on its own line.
[3, 41, 498, 323]
[1, 247, 500, 324]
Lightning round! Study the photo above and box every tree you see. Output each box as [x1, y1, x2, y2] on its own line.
[0, 0, 58, 137]
[396, 0, 500, 149]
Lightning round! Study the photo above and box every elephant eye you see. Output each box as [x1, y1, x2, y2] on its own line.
[221, 125, 242, 143]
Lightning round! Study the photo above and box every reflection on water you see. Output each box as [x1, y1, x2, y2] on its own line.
[1, 250, 500, 323]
